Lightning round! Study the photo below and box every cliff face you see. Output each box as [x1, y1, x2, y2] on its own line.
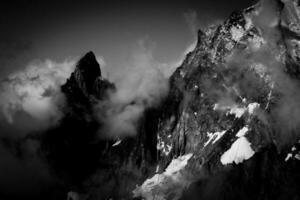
[134, 0, 300, 199]
[41, 52, 159, 200]
[40, 0, 300, 200]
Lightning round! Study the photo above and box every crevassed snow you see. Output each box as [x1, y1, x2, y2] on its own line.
[220, 137, 255, 165]
[133, 154, 193, 200]
[204, 130, 227, 147]
[236, 126, 249, 137]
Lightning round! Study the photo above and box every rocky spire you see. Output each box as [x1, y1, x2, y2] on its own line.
[73, 51, 102, 95]
[61, 51, 114, 119]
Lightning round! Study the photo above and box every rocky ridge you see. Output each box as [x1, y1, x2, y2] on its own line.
[134, 0, 300, 199]
[37, 0, 300, 200]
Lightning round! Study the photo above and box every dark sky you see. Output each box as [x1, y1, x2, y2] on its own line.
[0, 0, 256, 79]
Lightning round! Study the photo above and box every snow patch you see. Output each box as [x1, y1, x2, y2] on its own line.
[164, 154, 193, 175]
[204, 130, 227, 147]
[133, 154, 193, 200]
[229, 106, 246, 118]
[230, 25, 245, 41]
[220, 137, 255, 165]
[157, 135, 172, 156]
[295, 154, 300, 160]
[285, 153, 293, 162]
[214, 103, 246, 118]
[236, 126, 249, 137]
[112, 139, 122, 147]
[247, 103, 260, 114]
[285, 145, 300, 162]
[213, 101, 260, 118]
[244, 16, 253, 30]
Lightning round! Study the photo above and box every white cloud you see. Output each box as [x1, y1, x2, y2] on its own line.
[0, 59, 75, 129]
[95, 39, 169, 138]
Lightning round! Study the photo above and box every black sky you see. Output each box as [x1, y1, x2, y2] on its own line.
[0, 0, 256, 79]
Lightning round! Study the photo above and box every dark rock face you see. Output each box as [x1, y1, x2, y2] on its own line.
[133, 0, 300, 199]
[37, 0, 300, 200]
[41, 52, 114, 186]
[40, 52, 158, 199]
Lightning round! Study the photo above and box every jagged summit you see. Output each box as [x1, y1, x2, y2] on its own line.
[76, 51, 101, 77]
[61, 51, 114, 119]
[40, 0, 300, 200]
[62, 51, 113, 98]
[73, 51, 102, 95]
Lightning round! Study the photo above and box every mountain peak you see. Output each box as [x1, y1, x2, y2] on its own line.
[76, 51, 101, 77]
[72, 51, 102, 95]
[61, 51, 114, 110]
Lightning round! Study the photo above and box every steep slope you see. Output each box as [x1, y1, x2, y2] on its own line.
[4, 1, 300, 200]
[40, 52, 159, 200]
[29, 1, 300, 199]
[134, 0, 300, 199]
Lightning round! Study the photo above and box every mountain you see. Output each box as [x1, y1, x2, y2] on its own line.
[40, 51, 159, 199]
[133, 0, 300, 199]
[37, 0, 300, 200]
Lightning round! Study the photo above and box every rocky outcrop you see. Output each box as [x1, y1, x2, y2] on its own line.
[134, 0, 300, 199]
[40, 52, 159, 200]
[37, 0, 300, 199]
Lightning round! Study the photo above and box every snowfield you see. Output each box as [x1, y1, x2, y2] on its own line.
[221, 137, 255, 165]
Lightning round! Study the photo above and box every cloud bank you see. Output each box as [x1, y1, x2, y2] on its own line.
[0, 59, 75, 135]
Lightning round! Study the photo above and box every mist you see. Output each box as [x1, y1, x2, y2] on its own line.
[95, 39, 169, 138]
[218, 0, 300, 145]
[0, 59, 75, 137]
